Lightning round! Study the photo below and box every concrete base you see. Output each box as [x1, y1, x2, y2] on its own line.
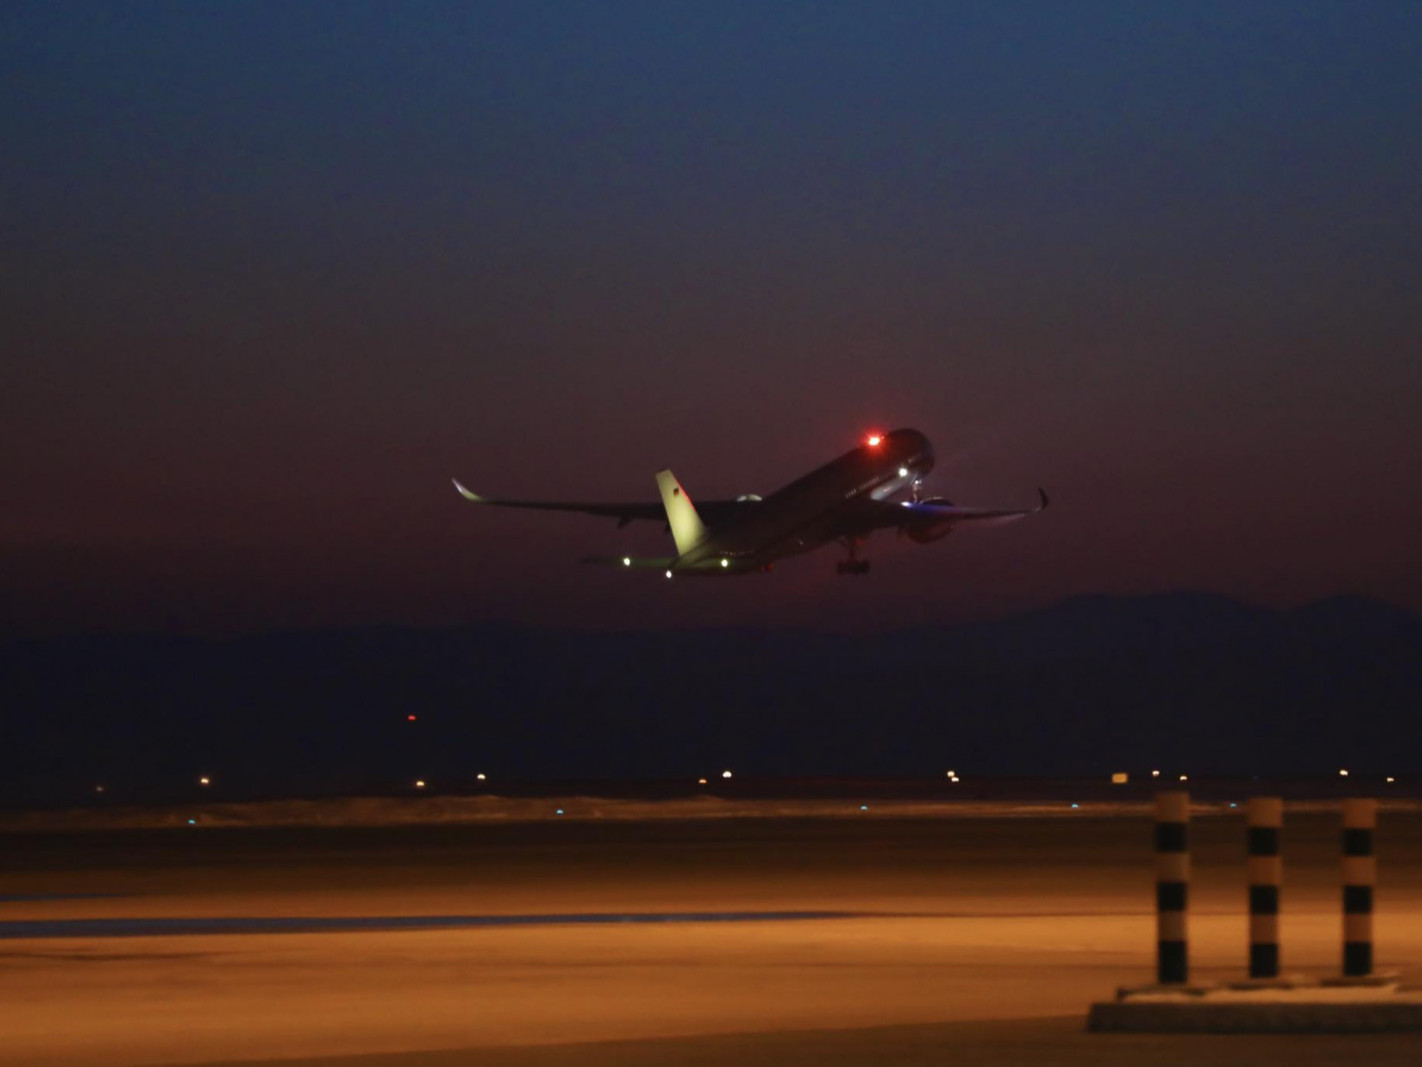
[1089, 979, 1422, 1032]
[1222, 973, 1313, 991]
[1319, 971, 1402, 987]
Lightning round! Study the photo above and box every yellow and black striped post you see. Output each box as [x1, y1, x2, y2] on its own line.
[1155, 791, 1189, 984]
[1342, 797, 1377, 977]
[1246, 797, 1283, 979]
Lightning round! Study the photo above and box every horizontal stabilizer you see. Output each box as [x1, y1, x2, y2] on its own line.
[582, 555, 675, 570]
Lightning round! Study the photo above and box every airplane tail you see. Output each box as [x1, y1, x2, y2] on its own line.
[654, 469, 707, 555]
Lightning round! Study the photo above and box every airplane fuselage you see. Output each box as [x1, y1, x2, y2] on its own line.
[672, 429, 935, 573]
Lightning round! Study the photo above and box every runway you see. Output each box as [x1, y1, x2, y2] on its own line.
[3, 804, 1422, 1065]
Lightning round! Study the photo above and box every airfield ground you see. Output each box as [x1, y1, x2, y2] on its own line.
[3, 797, 1422, 1065]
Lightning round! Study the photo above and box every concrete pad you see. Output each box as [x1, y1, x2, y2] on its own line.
[199, 1017, 1422, 1067]
[1089, 982, 1422, 1032]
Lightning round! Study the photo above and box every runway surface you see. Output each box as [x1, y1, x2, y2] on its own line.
[4, 804, 1422, 1065]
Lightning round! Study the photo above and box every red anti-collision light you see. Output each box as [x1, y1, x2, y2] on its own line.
[865, 434, 883, 447]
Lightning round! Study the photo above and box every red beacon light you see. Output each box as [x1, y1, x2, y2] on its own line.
[865, 433, 884, 448]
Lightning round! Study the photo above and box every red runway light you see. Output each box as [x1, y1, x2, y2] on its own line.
[407, 714, 417, 722]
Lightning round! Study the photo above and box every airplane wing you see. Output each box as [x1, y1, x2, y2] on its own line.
[452, 479, 754, 528]
[867, 488, 1050, 531]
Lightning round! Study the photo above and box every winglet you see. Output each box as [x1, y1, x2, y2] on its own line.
[1037, 487, 1049, 511]
[452, 478, 483, 502]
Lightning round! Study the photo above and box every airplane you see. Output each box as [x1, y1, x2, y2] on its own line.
[452, 428, 1046, 576]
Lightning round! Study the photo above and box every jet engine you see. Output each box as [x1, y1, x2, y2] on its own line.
[902, 497, 956, 544]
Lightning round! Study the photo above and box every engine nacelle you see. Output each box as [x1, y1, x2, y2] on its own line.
[903, 496, 955, 544]
[905, 521, 953, 544]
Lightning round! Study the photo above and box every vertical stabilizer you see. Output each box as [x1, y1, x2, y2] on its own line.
[655, 469, 707, 555]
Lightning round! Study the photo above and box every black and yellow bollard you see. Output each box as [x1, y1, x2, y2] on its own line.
[1342, 797, 1377, 978]
[1246, 797, 1283, 979]
[1155, 791, 1189, 984]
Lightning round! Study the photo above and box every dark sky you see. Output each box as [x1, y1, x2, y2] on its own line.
[4, 1, 1420, 636]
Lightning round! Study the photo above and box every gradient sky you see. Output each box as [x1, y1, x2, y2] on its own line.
[3, 1, 1420, 635]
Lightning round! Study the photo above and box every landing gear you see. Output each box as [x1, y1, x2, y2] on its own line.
[835, 537, 871, 575]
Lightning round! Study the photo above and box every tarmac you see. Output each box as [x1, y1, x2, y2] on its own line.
[3, 799, 1422, 1065]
